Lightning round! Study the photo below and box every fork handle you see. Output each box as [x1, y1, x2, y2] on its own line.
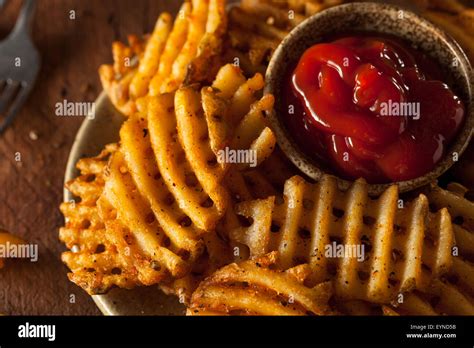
[12, 0, 37, 36]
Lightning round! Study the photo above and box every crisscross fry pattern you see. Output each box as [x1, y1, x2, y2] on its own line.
[225, 0, 343, 75]
[394, 182, 474, 315]
[61, 63, 276, 295]
[187, 252, 334, 315]
[100, 0, 227, 116]
[119, 64, 275, 232]
[59, 144, 154, 293]
[230, 175, 454, 304]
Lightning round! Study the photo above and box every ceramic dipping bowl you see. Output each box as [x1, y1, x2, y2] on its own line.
[264, 2, 474, 195]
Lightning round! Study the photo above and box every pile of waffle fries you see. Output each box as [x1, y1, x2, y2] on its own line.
[59, 0, 474, 315]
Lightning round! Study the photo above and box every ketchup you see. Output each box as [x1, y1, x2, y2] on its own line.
[283, 35, 465, 183]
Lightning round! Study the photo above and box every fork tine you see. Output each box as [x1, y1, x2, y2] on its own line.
[0, 85, 28, 134]
[0, 80, 20, 114]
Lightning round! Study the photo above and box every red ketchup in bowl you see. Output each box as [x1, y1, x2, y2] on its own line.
[283, 35, 465, 183]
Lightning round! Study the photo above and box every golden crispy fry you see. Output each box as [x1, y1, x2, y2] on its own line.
[99, 34, 145, 116]
[161, 0, 210, 92]
[112, 36, 143, 77]
[103, 151, 194, 278]
[120, 116, 206, 257]
[151, 0, 227, 94]
[246, 127, 276, 169]
[0, 231, 26, 269]
[62, 145, 185, 293]
[230, 175, 454, 304]
[117, 106, 232, 300]
[100, 0, 227, 116]
[380, 182, 474, 315]
[149, 2, 192, 96]
[184, 0, 228, 86]
[61, 145, 161, 294]
[64, 0, 472, 314]
[217, 150, 301, 263]
[148, 93, 225, 231]
[99, 66, 137, 117]
[241, 0, 305, 27]
[425, 183, 474, 310]
[130, 13, 173, 99]
[62, 62, 277, 295]
[61, 143, 200, 295]
[60, 144, 147, 293]
[225, 0, 343, 75]
[187, 252, 335, 315]
[175, 85, 230, 212]
[426, 183, 474, 259]
[147, 64, 274, 231]
[391, 292, 439, 315]
[230, 95, 274, 150]
[217, 166, 283, 258]
[159, 232, 233, 304]
[387, 281, 474, 316]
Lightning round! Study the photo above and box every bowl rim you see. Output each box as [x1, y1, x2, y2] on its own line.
[264, 1, 474, 195]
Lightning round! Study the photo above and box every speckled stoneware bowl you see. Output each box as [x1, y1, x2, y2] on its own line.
[265, 2, 474, 195]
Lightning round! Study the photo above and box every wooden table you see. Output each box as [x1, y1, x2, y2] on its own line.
[0, 0, 181, 315]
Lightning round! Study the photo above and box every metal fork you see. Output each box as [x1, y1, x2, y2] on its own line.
[0, 0, 40, 134]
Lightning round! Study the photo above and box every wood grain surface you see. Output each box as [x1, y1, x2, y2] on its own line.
[0, 0, 181, 315]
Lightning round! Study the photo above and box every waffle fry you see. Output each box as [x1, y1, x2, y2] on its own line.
[61, 62, 276, 295]
[99, 0, 227, 117]
[61, 144, 199, 294]
[187, 252, 335, 315]
[62, 0, 474, 315]
[226, 0, 473, 76]
[225, 0, 343, 75]
[378, 182, 474, 315]
[229, 175, 454, 304]
[98, 36, 145, 116]
[385, 281, 474, 316]
[145, 64, 274, 231]
[425, 183, 474, 312]
[59, 144, 148, 294]
[61, 145, 166, 294]
[0, 231, 26, 269]
[114, 64, 274, 286]
[426, 183, 474, 261]
[130, 13, 174, 99]
[386, 260, 474, 315]
[158, 231, 233, 304]
[102, 151, 197, 278]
